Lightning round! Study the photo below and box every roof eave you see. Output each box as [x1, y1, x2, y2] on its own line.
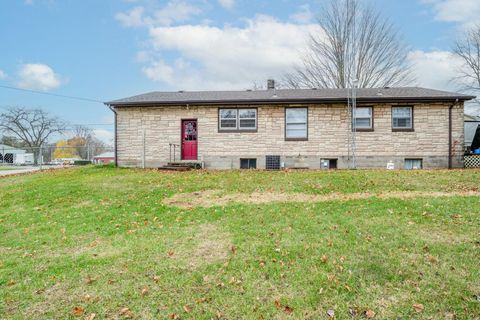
[105, 95, 476, 107]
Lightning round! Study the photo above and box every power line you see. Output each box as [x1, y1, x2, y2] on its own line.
[0, 85, 104, 104]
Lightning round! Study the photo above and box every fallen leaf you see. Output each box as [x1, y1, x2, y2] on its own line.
[283, 305, 293, 314]
[326, 309, 335, 318]
[413, 303, 424, 313]
[84, 276, 96, 285]
[153, 275, 160, 283]
[141, 287, 149, 296]
[84, 313, 96, 320]
[365, 309, 376, 318]
[119, 307, 133, 318]
[72, 306, 84, 317]
[183, 305, 191, 313]
[321, 255, 328, 263]
[444, 312, 456, 319]
[169, 313, 179, 319]
[274, 300, 281, 309]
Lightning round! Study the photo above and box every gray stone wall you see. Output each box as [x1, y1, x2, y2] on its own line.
[115, 102, 464, 169]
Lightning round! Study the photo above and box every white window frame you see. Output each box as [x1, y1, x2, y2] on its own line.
[285, 107, 308, 140]
[219, 108, 257, 131]
[238, 109, 257, 130]
[354, 106, 373, 130]
[392, 106, 413, 130]
[219, 109, 238, 130]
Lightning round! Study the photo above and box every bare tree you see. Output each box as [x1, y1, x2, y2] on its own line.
[452, 25, 480, 97]
[67, 125, 108, 160]
[0, 107, 66, 163]
[284, 0, 413, 89]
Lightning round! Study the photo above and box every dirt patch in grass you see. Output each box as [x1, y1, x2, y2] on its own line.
[176, 223, 232, 268]
[164, 190, 480, 208]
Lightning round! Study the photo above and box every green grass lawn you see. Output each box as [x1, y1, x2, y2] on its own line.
[1, 166, 479, 319]
[0, 167, 17, 171]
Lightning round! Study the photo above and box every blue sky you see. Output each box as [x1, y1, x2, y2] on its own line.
[0, 0, 479, 144]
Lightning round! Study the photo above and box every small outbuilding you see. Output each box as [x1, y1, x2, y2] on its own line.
[0, 144, 34, 165]
[93, 152, 115, 164]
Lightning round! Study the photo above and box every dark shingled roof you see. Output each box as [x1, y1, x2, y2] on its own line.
[105, 87, 475, 106]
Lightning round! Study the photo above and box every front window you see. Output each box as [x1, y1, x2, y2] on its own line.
[354, 107, 373, 130]
[285, 108, 308, 140]
[219, 108, 257, 131]
[392, 106, 413, 130]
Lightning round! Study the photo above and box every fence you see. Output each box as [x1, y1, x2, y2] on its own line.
[0, 145, 114, 168]
[464, 155, 480, 168]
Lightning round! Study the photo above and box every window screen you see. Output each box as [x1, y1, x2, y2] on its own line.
[239, 109, 257, 130]
[354, 107, 372, 129]
[219, 109, 237, 129]
[219, 108, 257, 131]
[392, 106, 413, 129]
[286, 108, 307, 139]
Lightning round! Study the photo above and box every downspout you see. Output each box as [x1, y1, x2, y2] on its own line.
[448, 101, 456, 169]
[106, 104, 118, 167]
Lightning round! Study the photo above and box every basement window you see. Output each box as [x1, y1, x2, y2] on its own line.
[404, 159, 422, 170]
[219, 108, 257, 131]
[240, 158, 257, 169]
[320, 159, 338, 169]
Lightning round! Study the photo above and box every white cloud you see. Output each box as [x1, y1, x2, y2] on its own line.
[115, 1, 201, 27]
[142, 60, 175, 83]
[407, 50, 462, 90]
[0, 69, 7, 80]
[17, 63, 62, 91]
[142, 15, 322, 89]
[289, 4, 314, 24]
[422, 0, 480, 27]
[24, 0, 33, 5]
[115, 6, 145, 27]
[92, 129, 114, 145]
[218, 0, 234, 9]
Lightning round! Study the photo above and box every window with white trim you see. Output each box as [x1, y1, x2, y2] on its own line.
[285, 108, 308, 140]
[392, 106, 413, 130]
[354, 107, 373, 129]
[239, 109, 257, 130]
[219, 108, 257, 131]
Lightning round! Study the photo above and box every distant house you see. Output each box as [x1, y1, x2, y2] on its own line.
[105, 84, 475, 169]
[93, 152, 115, 164]
[0, 144, 34, 165]
[465, 114, 480, 152]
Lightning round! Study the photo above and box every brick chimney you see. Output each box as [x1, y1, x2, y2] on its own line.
[267, 79, 275, 90]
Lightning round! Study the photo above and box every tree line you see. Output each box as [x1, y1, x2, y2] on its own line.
[282, 0, 480, 104]
[0, 107, 110, 163]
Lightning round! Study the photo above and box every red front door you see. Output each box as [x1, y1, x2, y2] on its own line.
[181, 119, 198, 160]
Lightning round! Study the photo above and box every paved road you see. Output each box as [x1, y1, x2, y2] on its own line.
[0, 166, 41, 177]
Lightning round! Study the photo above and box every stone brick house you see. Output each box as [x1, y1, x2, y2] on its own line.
[105, 86, 475, 169]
